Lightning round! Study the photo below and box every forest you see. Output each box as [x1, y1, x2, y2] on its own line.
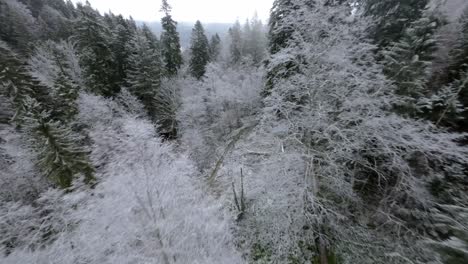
[0, 0, 468, 263]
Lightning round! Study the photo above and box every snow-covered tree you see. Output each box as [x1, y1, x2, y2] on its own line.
[22, 99, 94, 188]
[228, 20, 242, 64]
[189, 21, 210, 80]
[382, 10, 441, 114]
[74, 2, 118, 97]
[0, 0, 38, 53]
[364, 0, 430, 49]
[209, 33, 221, 61]
[160, 0, 183, 77]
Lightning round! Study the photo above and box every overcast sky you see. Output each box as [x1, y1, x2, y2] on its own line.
[71, 0, 273, 23]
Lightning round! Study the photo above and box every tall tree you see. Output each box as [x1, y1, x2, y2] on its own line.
[74, 2, 118, 97]
[364, 0, 430, 49]
[382, 11, 440, 102]
[209, 33, 221, 61]
[0, 0, 38, 53]
[160, 0, 182, 77]
[189, 21, 210, 80]
[229, 20, 242, 64]
[0, 41, 51, 120]
[126, 29, 162, 117]
[247, 12, 266, 65]
[22, 99, 95, 188]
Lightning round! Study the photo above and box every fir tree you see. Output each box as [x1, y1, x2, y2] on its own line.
[0, 0, 38, 53]
[189, 21, 210, 80]
[126, 29, 162, 120]
[446, 6, 468, 85]
[229, 20, 242, 64]
[382, 11, 440, 114]
[0, 41, 50, 121]
[160, 0, 182, 77]
[50, 71, 79, 123]
[74, 1, 119, 97]
[209, 33, 221, 61]
[22, 99, 95, 188]
[264, 0, 313, 95]
[268, 0, 303, 55]
[248, 13, 266, 65]
[364, 0, 429, 49]
[417, 73, 466, 127]
[109, 14, 136, 88]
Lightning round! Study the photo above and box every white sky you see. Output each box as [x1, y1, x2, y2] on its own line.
[71, 0, 273, 23]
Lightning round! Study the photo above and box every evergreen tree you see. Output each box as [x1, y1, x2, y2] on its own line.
[241, 18, 252, 56]
[229, 20, 242, 64]
[447, 6, 468, 85]
[109, 14, 136, 88]
[382, 11, 440, 114]
[268, 0, 303, 55]
[22, 99, 95, 188]
[126, 29, 162, 119]
[74, 2, 119, 97]
[160, 0, 182, 77]
[0, 0, 38, 53]
[264, 0, 314, 95]
[50, 71, 79, 123]
[0, 41, 50, 120]
[248, 13, 266, 65]
[364, 0, 430, 49]
[417, 73, 466, 127]
[209, 33, 221, 61]
[189, 21, 210, 80]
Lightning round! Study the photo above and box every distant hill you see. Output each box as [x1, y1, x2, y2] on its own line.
[139, 21, 232, 48]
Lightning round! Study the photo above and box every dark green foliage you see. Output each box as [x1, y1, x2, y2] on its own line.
[364, 0, 430, 49]
[382, 12, 440, 115]
[160, 0, 183, 77]
[229, 21, 242, 64]
[268, 0, 306, 55]
[209, 33, 221, 61]
[0, 0, 38, 53]
[189, 21, 210, 80]
[108, 14, 136, 88]
[74, 2, 119, 97]
[126, 29, 162, 114]
[125, 27, 178, 138]
[23, 99, 95, 188]
[0, 41, 51, 120]
[383, 13, 440, 93]
[50, 71, 79, 123]
[447, 7, 468, 84]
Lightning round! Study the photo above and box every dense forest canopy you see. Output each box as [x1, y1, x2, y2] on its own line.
[0, 0, 468, 263]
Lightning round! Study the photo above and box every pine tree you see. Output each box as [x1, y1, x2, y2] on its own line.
[0, 0, 38, 53]
[160, 0, 182, 77]
[417, 73, 466, 127]
[209, 33, 221, 61]
[229, 20, 242, 64]
[0, 41, 50, 120]
[126, 29, 162, 119]
[447, 6, 468, 85]
[268, 0, 303, 55]
[22, 99, 95, 188]
[364, 0, 430, 49]
[189, 21, 210, 80]
[109, 14, 136, 88]
[74, 1, 119, 97]
[264, 0, 314, 95]
[248, 13, 266, 65]
[50, 71, 79, 123]
[241, 18, 252, 57]
[382, 11, 440, 114]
